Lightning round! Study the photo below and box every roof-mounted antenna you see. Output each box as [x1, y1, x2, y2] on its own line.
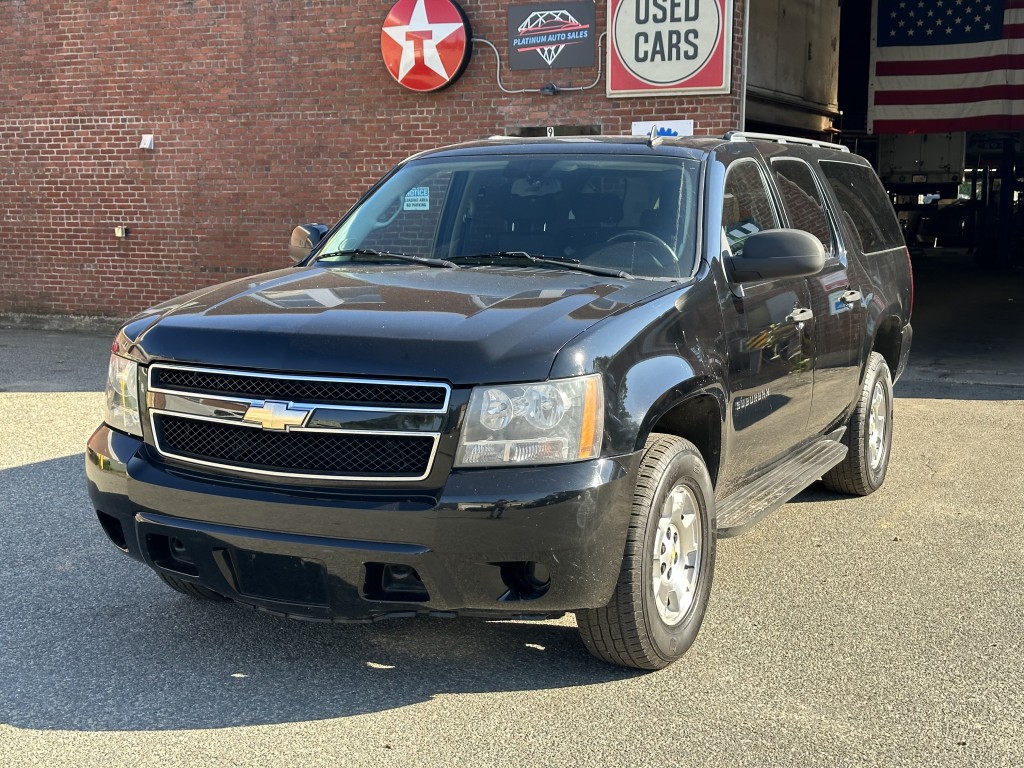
[647, 125, 664, 148]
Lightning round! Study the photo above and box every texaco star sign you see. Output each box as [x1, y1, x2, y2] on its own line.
[380, 0, 472, 93]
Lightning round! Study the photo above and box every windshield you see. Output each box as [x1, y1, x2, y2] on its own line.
[316, 152, 702, 279]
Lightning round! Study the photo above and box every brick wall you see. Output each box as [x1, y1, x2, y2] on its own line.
[0, 0, 745, 318]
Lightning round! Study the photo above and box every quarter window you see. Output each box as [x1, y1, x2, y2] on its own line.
[819, 160, 904, 254]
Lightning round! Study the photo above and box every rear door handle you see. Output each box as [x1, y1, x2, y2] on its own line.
[840, 290, 862, 305]
[786, 308, 814, 323]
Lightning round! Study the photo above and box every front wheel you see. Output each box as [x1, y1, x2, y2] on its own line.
[576, 435, 717, 670]
[822, 351, 894, 496]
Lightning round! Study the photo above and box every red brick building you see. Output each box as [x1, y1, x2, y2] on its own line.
[0, 0, 748, 319]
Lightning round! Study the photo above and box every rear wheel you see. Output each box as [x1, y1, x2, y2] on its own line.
[822, 351, 894, 495]
[576, 434, 716, 670]
[157, 572, 229, 602]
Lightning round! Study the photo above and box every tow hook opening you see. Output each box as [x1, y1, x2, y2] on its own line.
[499, 561, 551, 601]
[146, 533, 200, 577]
[364, 563, 430, 603]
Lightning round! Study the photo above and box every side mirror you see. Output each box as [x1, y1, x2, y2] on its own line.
[726, 228, 826, 283]
[289, 223, 329, 262]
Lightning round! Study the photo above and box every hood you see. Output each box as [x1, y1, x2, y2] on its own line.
[125, 265, 670, 385]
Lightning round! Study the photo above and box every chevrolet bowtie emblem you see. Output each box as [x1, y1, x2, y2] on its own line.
[242, 400, 311, 430]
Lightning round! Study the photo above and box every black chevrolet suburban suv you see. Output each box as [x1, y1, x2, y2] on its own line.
[87, 132, 913, 670]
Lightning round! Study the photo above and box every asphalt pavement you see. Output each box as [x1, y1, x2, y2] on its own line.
[1, 251, 1022, 768]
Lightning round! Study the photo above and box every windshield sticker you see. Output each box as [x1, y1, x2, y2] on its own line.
[404, 187, 430, 211]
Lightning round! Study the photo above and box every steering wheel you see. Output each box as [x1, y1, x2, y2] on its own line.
[587, 230, 677, 275]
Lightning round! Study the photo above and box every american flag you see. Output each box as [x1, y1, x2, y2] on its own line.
[869, 0, 1024, 133]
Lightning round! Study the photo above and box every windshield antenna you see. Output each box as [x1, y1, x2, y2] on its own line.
[647, 126, 664, 148]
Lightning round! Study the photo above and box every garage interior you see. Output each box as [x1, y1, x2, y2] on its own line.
[740, 0, 1021, 391]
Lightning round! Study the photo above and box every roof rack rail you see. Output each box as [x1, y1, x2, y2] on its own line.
[724, 131, 849, 153]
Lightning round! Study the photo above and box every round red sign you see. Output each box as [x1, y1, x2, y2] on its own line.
[380, 0, 472, 93]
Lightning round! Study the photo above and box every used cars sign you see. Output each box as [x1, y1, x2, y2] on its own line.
[607, 0, 732, 97]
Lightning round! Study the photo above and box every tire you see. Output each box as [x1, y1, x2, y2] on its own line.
[576, 434, 717, 670]
[821, 351, 894, 496]
[158, 572, 229, 602]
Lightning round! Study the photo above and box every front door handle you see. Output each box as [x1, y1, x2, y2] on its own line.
[786, 308, 814, 323]
[840, 290, 862, 305]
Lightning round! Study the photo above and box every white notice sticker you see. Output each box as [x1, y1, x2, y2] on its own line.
[404, 187, 430, 211]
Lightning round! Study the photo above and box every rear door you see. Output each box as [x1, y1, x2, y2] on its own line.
[770, 157, 864, 434]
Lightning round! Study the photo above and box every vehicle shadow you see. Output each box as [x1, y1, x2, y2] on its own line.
[0, 455, 638, 733]
[895, 375, 1024, 401]
[791, 484, 848, 504]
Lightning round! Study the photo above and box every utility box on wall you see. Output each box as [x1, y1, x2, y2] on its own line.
[878, 133, 966, 190]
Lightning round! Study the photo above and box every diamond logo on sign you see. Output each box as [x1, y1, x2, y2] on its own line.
[519, 10, 587, 65]
[381, 0, 472, 93]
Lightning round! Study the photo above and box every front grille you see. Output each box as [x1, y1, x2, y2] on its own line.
[155, 415, 435, 479]
[150, 366, 448, 410]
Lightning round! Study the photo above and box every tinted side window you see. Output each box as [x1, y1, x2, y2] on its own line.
[722, 160, 779, 254]
[819, 160, 903, 253]
[771, 159, 834, 254]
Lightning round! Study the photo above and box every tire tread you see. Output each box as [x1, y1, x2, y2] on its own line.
[576, 434, 713, 670]
[821, 351, 892, 496]
[158, 572, 229, 602]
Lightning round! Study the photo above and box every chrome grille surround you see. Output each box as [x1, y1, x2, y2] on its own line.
[149, 363, 450, 412]
[146, 364, 449, 481]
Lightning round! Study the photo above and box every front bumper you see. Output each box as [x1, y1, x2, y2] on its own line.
[86, 425, 639, 621]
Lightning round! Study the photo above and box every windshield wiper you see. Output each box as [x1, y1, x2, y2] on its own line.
[452, 251, 633, 279]
[315, 248, 461, 269]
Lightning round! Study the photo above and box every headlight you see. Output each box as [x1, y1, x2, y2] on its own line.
[104, 353, 142, 437]
[455, 374, 603, 467]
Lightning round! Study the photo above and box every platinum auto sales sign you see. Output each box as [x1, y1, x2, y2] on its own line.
[607, 0, 732, 97]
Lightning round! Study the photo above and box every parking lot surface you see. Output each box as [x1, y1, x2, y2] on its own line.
[1, 251, 1022, 768]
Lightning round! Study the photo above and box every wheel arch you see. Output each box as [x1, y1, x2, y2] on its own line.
[643, 393, 723, 491]
[870, 313, 904, 379]
[617, 356, 724, 490]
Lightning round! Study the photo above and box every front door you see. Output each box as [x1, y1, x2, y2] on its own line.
[718, 156, 815, 479]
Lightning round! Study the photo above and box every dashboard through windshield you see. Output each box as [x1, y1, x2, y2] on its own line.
[316, 153, 702, 279]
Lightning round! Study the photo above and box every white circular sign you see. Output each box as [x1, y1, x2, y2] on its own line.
[613, 0, 721, 86]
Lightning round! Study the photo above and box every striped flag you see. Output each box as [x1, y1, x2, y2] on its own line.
[869, 0, 1024, 133]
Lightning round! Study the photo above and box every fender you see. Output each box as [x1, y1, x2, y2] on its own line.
[550, 278, 727, 458]
[618, 355, 725, 455]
